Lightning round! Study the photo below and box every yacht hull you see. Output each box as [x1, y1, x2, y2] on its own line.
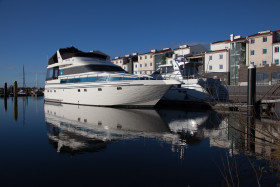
[45, 80, 177, 107]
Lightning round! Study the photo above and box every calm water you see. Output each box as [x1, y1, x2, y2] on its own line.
[0, 97, 279, 186]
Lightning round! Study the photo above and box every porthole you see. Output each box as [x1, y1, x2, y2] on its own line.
[78, 89, 80, 92]
[84, 89, 87, 92]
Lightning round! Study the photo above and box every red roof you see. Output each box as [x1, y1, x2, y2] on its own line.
[231, 37, 246, 42]
[211, 40, 231, 44]
[206, 49, 228, 54]
[188, 53, 205, 58]
[248, 31, 272, 38]
[139, 51, 154, 55]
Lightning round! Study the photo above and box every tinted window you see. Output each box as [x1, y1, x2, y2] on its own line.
[63, 65, 126, 75]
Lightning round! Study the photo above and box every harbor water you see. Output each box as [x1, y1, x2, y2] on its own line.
[0, 97, 279, 186]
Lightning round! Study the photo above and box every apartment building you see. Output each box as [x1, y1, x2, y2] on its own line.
[203, 35, 246, 84]
[137, 50, 155, 75]
[111, 56, 125, 69]
[273, 30, 280, 67]
[247, 31, 273, 67]
[111, 55, 133, 73]
[205, 49, 229, 73]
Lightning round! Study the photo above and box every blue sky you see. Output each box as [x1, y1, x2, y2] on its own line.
[0, 0, 279, 87]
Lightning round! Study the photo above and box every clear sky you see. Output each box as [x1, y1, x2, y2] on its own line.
[0, 0, 279, 87]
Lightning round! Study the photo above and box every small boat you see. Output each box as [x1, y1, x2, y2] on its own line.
[151, 55, 228, 104]
[45, 47, 179, 107]
[30, 89, 44, 96]
[17, 89, 28, 96]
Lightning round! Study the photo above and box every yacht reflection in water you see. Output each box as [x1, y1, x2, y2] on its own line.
[45, 103, 221, 156]
[45, 103, 181, 154]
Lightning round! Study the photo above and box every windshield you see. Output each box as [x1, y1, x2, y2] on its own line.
[179, 65, 198, 77]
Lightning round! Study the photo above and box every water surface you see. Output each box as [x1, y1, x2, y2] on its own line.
[0, 97, 279, 186]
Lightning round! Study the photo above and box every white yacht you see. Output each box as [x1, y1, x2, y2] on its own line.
[151, 55, 228, 104]
[45, 47, 179, 107]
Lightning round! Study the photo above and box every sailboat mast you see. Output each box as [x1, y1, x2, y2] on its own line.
[23, 65, 26, 88]
[36, 72, 38, 88]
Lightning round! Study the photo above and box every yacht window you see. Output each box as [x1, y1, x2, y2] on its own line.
[117, 87, 122, 90]
[98, 88, 102, 91]
[63, 65, 126, 75]
[46, 67, 59, 80]
[160, 66, 174, 73]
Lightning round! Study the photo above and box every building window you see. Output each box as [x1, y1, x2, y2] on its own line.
[250, 50, 255, 55]
[150, 55, 152, 58]
[209, 65, 212, 70]
[145, 63, 147, 67]
[209, 55, 212, 60]
[263, 48, 267, 54]
[219, 65, 223, 69]
[275, 46, 279, 53]
[140, 56, 142, 60]
[150, 62, 152, 66]
[250, 62, 255, 65]
[140, 64, 142, 68]
[263, 36, 267, 42]
[262, 60, 267, 66]
[145, 56, 147, 59]
[275, 59, 279, 65]
[135, 64, 137, 68]
[251, 39, 255, 44]
[140, 71, 142, 74]
[219, 54, 223, 59]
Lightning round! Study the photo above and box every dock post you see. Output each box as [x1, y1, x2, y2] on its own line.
[247, 64, 256, 153]
[14, 81, 18, 98]
[4, 82, 8, 98]
[247, 64, 256, 109]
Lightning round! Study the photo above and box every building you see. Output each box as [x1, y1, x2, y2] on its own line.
[229, 36, 246, 85]
[111, 56, 124, 68]
[247, 30, 273, 67]
[238, 30, 280, 85]
[154, 48, 173, 69]
[203, 40, 231, 83]
[167, 44, 208, 66]
[137, 50, 155, 75]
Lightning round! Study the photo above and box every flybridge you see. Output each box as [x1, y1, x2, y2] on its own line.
[48, 46, 109, 65]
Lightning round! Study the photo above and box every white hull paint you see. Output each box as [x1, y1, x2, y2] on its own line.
[45, 80, 177, 106]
